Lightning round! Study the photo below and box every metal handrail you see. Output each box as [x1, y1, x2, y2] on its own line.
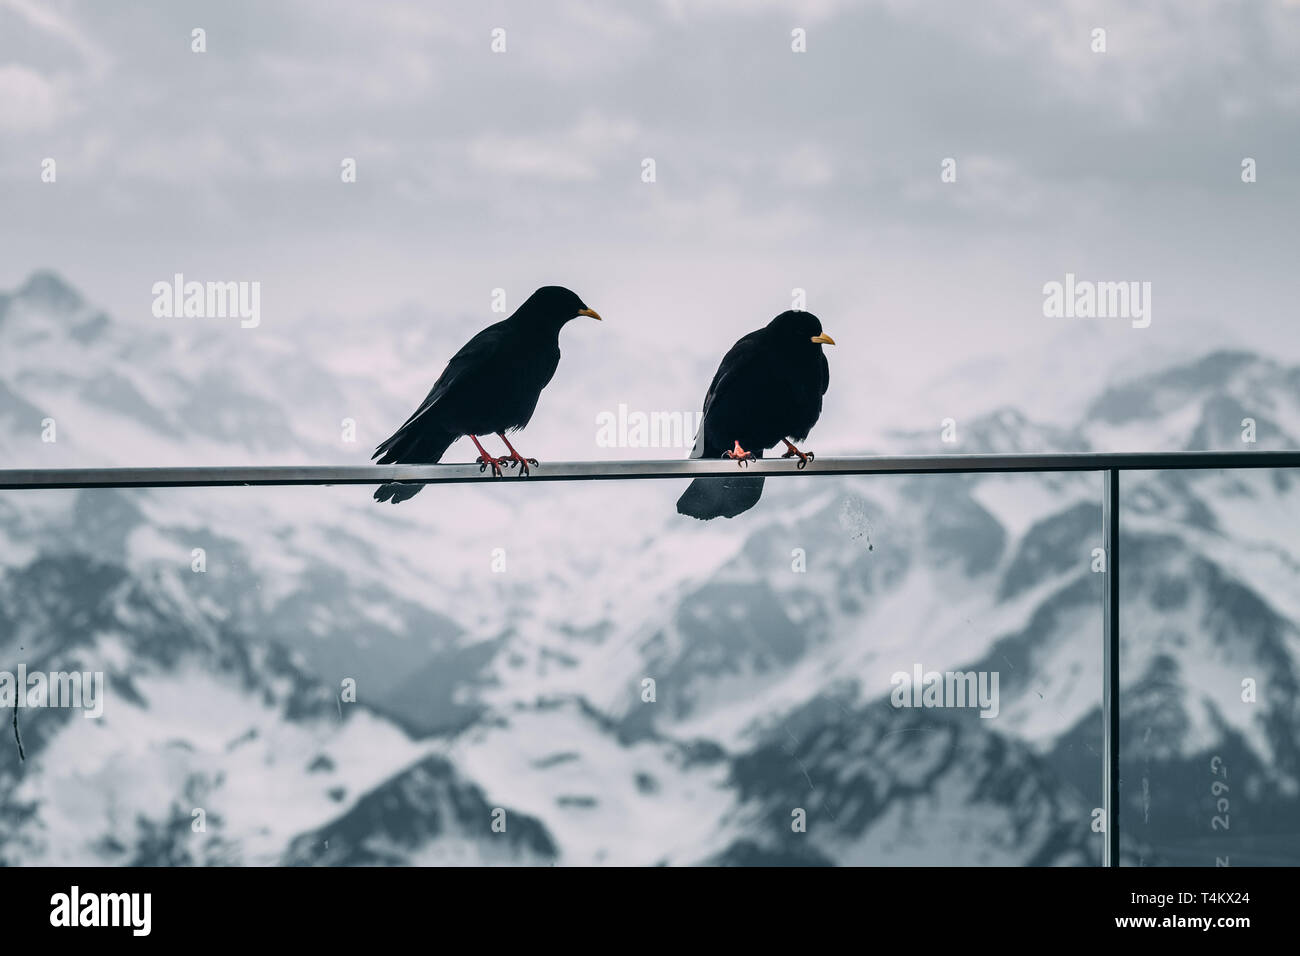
[2, 450, 1298, 489]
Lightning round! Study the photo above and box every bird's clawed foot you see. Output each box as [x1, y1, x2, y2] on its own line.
[469, 435, 506, 477]
[476, 452, 506, 477]
[504, 451, 539, 476]
[497, 433, 539, 477]
[781, 439, 815, 469]
[723, 441, 755, 467]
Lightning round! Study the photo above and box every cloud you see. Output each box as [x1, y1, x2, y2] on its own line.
[658, 0, 853, 24]
[0, 64, 59, 131]
[901, 154, 1045, 219]
[467, 112, 641, 182]
[0, 0, 111, 77]
[0, 0, 1297, 373]
[776, 144, 835, 187]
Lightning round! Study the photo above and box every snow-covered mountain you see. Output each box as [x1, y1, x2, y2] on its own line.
[2, 270, 1298, 866]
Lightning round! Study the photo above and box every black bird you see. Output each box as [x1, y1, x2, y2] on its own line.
[676, 310, 834, 520]
[373, 286, 601, 503]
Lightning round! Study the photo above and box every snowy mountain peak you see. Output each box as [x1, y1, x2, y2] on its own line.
[1, 270, 108, 348]
[889, 405, 1090, 455]
[16, 269, 85, 315]
[1083, 348, 1300, 451]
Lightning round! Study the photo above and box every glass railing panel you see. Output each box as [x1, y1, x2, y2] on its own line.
[0, 468, 1102, 865]
[1119, 467, 1300, 866]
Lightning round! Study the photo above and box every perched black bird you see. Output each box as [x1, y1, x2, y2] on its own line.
[676, 310, 834, 520]
[373, 286, 601, 503]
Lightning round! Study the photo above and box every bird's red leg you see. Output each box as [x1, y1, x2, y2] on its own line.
[781, 439, 815, 469]
[723, 440, 755, 467]
[496, 432, 539, 477]
[468, 435, 505, 477]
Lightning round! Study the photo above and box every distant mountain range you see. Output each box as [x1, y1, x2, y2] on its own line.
[2, 270, 1298, 865]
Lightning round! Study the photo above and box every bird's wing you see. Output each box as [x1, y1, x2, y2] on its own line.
[690, 329, 768, 458]
[392, 319, 509, 431]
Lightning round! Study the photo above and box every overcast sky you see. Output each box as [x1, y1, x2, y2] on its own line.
[2, 0, 1299, 405]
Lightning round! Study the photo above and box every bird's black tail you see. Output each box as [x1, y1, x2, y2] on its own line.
[372, 421, 458, 504]
[374, 481, 427, 504]
[676, 473, 766, 519]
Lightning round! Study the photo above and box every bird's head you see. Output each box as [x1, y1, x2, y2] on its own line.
[769, 310, 835, 348]
[517, 286, 602, 326]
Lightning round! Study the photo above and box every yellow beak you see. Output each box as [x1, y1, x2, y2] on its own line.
[811, 332, 836, 345]
[578, 308, 602, 321]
